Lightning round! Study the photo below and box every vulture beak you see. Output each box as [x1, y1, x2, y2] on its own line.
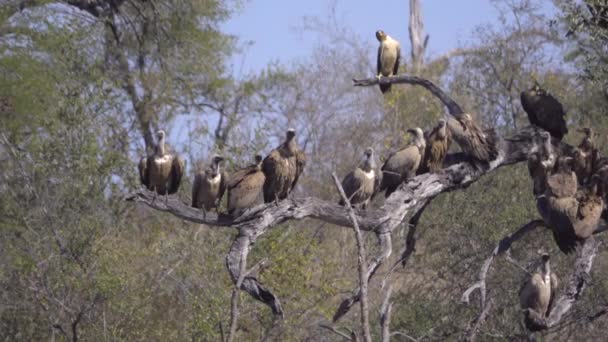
[255, 155, 263, 164]
[364, 147, 373, 158]
[375, 30, 385, 41]
[156, 130, 165, 140]
[541, 254, 550, 262]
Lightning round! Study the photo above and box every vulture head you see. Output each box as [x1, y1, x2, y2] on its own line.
[556, 156, 575, 173]
[437, 119, 448, 137]
[540, 254, 551, 278]
[539, 131, 555, 168]
[155, 130, 167, 154]
[361, 147, 376, 172]
[254, 154, 263, 165]
[375, 30, 387, 42]
[286, 128, 296, 142]
[209, 155, 224, 178]
[407, 127, 425, 149]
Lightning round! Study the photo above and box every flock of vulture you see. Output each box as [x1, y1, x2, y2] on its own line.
[136, 30, 605, 331]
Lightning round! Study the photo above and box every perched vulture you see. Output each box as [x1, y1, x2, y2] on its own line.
[262, 128, 306, 203]
[543, 156, 603, 253]
[227, 155, 265, 216]
[138, 130, 185, 196]
[527, 131, 556, 196]
[418, 119, 450, 174]
[573, 128, 598, 185]
[375, 30, 401, 94]
[339, 147, 378, 209]
[519, 254, 558, 331]
[378, 128, 425, 198]
[192, 155, 226, 213]
[447, 114, 498, 162]
[520, 83, 568, 140]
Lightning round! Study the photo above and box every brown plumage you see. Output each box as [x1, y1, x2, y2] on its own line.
[379, 128, 425, 198]
[339, 147, 378, 209]
[192, 155, 226, 213]
[138, 130, 185, 195]
[447, 114, 498, 162]
[227, 155, 265, 216]
[519, 254, 558, 331]
[573, 128, 598, 184]
[376, 30, 401, 93]
[543, 156, 603, 253]
[520, 83, 568, 140]
[527, 132, 555, 196]
[262, 128, 306, 203]
[418, 119, 450, 174]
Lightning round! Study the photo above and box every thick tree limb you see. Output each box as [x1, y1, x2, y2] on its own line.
[379, 285, 393, 342]
[353, 75, 464, 116]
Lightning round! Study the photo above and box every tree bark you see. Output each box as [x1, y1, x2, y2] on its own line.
[408, 0, 429, 72]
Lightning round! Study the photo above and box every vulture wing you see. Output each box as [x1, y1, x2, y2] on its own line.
[192, 172, 202, 208]
[339, 170, 362, 205]
[392, 44, 400, 76]
[291, 149, 306, 192]
[138, 156, 149, 188]
[168, 155, 185, 194]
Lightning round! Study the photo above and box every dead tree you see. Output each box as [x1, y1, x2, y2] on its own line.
[127, 73, 604, 335]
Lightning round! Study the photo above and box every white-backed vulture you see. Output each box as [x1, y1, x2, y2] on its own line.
[227, 155, 265, 217]
[379, 128, 425, 198]
[376, 30, 401, 94]
[573, 127, 598, 184]
[528, 132, 556, 196]
[519, 254, 558, 331]
[262, 128, 306, 203]
[418, 119, 450, 174]
[138, 130, 185, 195]
[339, 147, 378, 209]
[192, 155, 226, 213]
[447, 113, 498, 162]
[520, 83, 568, 140]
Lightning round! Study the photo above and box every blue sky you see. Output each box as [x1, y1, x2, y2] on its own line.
[222, 0, 501, 74]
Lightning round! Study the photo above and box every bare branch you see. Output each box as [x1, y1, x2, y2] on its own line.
[332, 172, 371, 342]
[380, 285, 393, 342]
[353, 74, 464, 116]
[128, 126, 545, 316]
[319, 324, 353, 341]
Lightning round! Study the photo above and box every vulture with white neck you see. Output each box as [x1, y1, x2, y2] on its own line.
[138, 130, 185, 195]
[375, 29, 401, 94]
[192, 155, 226, 213]
[340, 147, 378, 209]
[519, 254, 558, 331]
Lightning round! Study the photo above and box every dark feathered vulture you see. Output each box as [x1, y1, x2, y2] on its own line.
[573, 128, 598, 185]
[379, 128, 425, 198]
[262, 128, 306, 203]
[376, 30, 401, 94]
[192, 155, 226, 213]
[521, 83, 568, 140]
[339, 147, 378, 209]
[543, 156, 603, 253]
[447, 114, 498, 162]
[519, 254, 558, 331]
[138, 130, 185, 196]
[418, 119, 450, 174]
[227, 155, 265, 216]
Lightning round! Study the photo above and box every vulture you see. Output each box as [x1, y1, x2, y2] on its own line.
[378, 128, 425, 198]
[447, 114, 498, 162]
[376, 29, 401, 94]
[262, 128, 306, 203]
[138, 130, 185, 196]
[191, 155, 226, 213]
[339, 147, 378, 209]
[527, 131, 556, 196]
[573, 128, 598, 184]
[520, 83, 568, 140]
[418, 119, 450, 174]
[227, 155, 265, 217]
[519, 254, 558, 331]
[543, 156, 603, 253]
